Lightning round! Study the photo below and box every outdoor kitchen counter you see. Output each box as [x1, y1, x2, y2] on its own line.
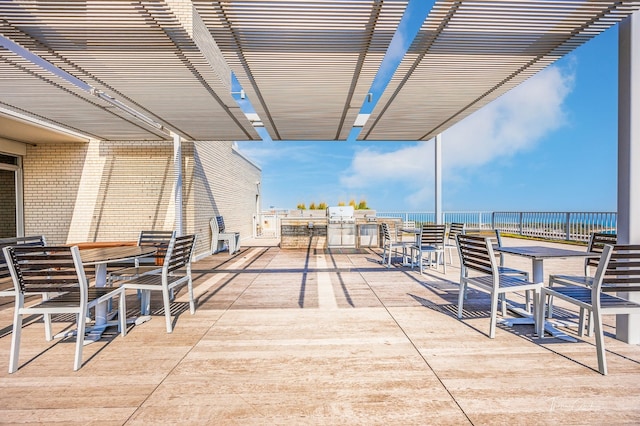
[279, 215, 399, 250]
[280, 217, 327, 249]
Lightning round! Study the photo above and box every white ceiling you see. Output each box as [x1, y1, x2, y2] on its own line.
[1, 1, 639, 143]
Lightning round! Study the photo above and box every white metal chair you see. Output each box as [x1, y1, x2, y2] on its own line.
[107, 230, 176, 285]
[3, 245, 127, 372]
[117, 234, 197, 333]
[456, 234, 542, 338]
[444, 222, 465, 265]
[469, 229, 531, 311]
[380, 222, 411, 267]
[538, 244, 640, 375]
[211, 216, 240, 255]
[546, 232, 617, 333]
[411, 224, 447, 274]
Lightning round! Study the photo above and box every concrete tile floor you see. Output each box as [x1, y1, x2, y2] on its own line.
[0, 237, 639, 424]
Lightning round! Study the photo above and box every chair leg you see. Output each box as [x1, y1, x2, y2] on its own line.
[592, 307, 607, 375]
[43, 293, 53, 341]
[489, 291, 499, 338]
[547, 294, 554, 319]
[73, 310, 87, 371]
[577, 307, 586, 337]
[500, 293, 507, 317]
[187, 277, 195, 314]
[140, 290, 151, 315]
[532, 289, 540, 335]
[9, 307, 23, 373]
[536, 291, 546, 337]
[457, 282, 466, 319]
[118, 292, 127, 337]
[162, 286, 173, 333]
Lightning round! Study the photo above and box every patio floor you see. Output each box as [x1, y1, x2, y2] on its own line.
[1, 237, 639, 424]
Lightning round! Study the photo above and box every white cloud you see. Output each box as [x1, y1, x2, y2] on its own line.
[339, 64, 575, 208]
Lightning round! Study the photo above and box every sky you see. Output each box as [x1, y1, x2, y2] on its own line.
[236, 18, 619, 213]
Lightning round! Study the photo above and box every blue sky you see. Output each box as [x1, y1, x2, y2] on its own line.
[237, 22, 619, 213]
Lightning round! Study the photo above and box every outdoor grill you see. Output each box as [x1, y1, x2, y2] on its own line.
[327, 206, 356, 247]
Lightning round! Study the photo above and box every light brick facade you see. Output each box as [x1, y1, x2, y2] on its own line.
[13, 138, 259, 259]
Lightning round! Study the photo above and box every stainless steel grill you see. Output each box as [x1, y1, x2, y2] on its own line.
[327, 206, 356, 247]
[327, 206, 355, 224]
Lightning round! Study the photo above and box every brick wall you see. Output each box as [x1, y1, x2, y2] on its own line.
[189, 141, 261, 255]
[22, 139, 260, 259]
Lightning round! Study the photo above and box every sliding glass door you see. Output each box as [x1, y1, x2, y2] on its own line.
[0, 153, 23, 238]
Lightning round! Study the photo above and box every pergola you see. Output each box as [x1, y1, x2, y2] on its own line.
[0, 0, 636, 142]
[1, 1, 640, 341]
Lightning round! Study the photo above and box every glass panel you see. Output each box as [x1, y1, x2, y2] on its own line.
[0, 154, 18, 166]
[0, 169, 17, 238]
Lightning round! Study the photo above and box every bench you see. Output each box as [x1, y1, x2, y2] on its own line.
[1, 235, 48, 297]
[210, 216, 240, 255]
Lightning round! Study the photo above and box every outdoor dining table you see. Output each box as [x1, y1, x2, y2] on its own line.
[76, 245, 156, 344]
[494, 245, 598, 341]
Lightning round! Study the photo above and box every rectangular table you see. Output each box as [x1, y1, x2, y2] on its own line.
[495, 245, 598, 341]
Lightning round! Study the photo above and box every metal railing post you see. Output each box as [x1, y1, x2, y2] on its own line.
[519, 212, 523, 236]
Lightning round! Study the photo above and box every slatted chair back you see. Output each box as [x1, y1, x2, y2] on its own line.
[456, 234, 498, 277]
[138, 230, 175, 265]
[163, 234, 197, 275]
[418, 224, 446, 247]
[4, 245, 85, 295]
[600, 243, 640, 293]
[381, 222, 393, 243]
[447, 222, 465, 243]
[465, 228, 510, 265]
[0, 235, 47, 284]
[215, 216, 227, 233]
[585, 232, 617, 275]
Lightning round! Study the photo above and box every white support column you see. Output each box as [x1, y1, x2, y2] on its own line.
[617, 11, 640, 343]
[435, 134, 442, 224]
[173, 132, 184, 237]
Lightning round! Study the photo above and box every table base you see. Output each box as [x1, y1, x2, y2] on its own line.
[53, 312, 151, 345]
[500, 305, 578, 342]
